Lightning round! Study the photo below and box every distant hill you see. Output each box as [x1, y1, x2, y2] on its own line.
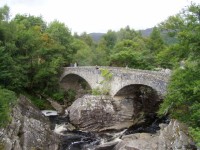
[89, 33, 105, 42]
[88, 28, 177, 45]
[139, 28, 153, 37]
[88, 29, 154, 42]
[139, 28, 177, 44]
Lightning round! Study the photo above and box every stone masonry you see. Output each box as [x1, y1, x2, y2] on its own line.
[60, 66, 171, 97]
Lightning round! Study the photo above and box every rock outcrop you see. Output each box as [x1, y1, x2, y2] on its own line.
[158, 119, 197, 150]
[69, 95, 145, 132]
[0, 95, 59, 150]
[114, 120, 198, 150]
[47, 97, 64, 114]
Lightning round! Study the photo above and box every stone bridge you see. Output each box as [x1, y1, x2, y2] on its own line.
[60, 66, 171, 97]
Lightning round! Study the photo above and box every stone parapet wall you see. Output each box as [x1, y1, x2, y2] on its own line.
[60, 66, 171, 97]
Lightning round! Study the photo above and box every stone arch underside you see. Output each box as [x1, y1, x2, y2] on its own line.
[113, 84, 163, 126]
[60, 73, 92, 102]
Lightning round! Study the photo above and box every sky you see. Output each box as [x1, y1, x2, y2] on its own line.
[0, 0, 199, 34]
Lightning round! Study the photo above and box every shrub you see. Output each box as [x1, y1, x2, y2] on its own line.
[159, 61, 200, 146]
[0, 87, 17, 127]
[65, 89, 76, 103]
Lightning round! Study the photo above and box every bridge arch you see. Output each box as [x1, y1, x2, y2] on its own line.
[60, 73, 92, 100]
[110, 72, 167, 97]
[60, 73, 92, 90]
[113, 84, 162, 121]
[60, 67, 101, 90]
[114, 84, 158, 98]
[60, 67, 170, 98]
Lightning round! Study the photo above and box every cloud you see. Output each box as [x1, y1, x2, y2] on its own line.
[2, 0, 47, 6]
[0, 0, 199, 33]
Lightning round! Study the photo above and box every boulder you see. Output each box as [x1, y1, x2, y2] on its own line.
[158, 119, 197, 150]
[115, 120, 198, 150]
[69, 95, 140, 132]
[115, 133, 159, 150]
[0, 95, 59, 150]
[47, 98, 64, 114]
[95, 138, 121, 150]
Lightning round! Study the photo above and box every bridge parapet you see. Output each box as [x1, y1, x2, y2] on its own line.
[60, 66, 171, 97]
[62, 66, 170, 79]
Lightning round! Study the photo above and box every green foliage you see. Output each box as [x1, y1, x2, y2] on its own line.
[158, 3, 200, 64]
[29, 97, 49, 110]
[0, 10, 75, 97]
[100, 68, 113, 82]
[0, 5, 10, 21]
[65, 89, 76, 104]
[158, 4, 200, 145]
[117, 26, 141, 41]
[101, 30, 117, 49]
[189, 127, 200, 147]
[159, 61, 200, 144]
[91, 87, 102, 96]
[52, 91, 65, 102]
[0, 87, 17, 127]
[156, 44, 180, 69]
[147, 27, 165, 54]
[111, 49, 155, 70]
[72, 39, 94, 65]
[92, 68, 113, 95]
[77, 32, 95, 47]
[23, 93, 52, 110]
[92, 86, 110, 96]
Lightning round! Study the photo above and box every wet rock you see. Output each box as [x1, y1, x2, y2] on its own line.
[115, 120, 198, 150]
[95, 138, 121, 150]
[115, 133, 158, 150]
[42, 110, 58, 116]
[65, 123, 76, 131]
[47, 98, 64, 114]
[54, 123, 76, 135]
[0, 95, 59, 150]
[69, 95, 137, 132]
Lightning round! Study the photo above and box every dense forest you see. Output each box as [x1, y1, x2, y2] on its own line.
[0, 3, 199, 145]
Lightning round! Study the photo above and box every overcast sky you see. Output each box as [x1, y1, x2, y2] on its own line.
[0, 0, 199, 33]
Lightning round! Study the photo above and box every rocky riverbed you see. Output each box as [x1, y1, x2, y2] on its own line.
[0, 95, 198, 150]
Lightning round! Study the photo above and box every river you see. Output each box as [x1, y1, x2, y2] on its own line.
[44, 111, 169, 150]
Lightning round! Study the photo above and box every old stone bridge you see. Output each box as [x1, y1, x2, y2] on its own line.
[60, 66, 171, 97]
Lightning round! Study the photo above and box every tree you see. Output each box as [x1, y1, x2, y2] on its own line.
[72, 39, 94, 65]
[147, 27, 165, 54]
[0, 5, 10, 21]
[13, 15, 47, 90]
[101, 30, 117, 50]
[158, 3, 200, 146]
[159, 61, 200, 146]
[159, 3, 200, 62]
[46, 20, 74, 65]
[92, 30, 117, 66]
[78, 32, 94, 47]
[110, 39, 154, 69]
[117, 26, 140, 41]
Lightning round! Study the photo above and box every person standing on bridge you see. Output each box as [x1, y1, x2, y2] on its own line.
[74, 62, 77, 67]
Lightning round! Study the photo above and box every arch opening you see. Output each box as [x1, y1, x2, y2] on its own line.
[114, 84, 163, 130]
[60, 74, 91, 106]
